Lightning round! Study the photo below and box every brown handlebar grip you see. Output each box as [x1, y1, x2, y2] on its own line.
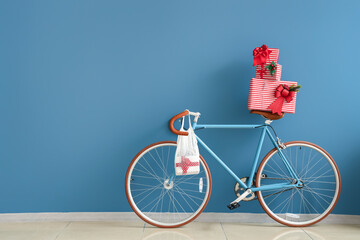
[169, 110, 189, 136]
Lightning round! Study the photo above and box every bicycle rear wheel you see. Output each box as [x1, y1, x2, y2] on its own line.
[256, 141, 341, 227]
[125, 141, 212, 228]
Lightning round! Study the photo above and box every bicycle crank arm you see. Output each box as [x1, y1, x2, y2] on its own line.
[230, 189, 253, 205]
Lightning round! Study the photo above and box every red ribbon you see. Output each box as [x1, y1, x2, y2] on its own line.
[176, 156, 199, 174]
[268, 84, 295, 115]
[253, 44, 272, 66]
[256, 64, 266, 78]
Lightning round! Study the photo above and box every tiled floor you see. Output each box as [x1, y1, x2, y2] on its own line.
[0, 221, 359, 240]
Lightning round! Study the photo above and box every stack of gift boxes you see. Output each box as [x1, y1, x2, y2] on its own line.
[248, 45, 299, 115]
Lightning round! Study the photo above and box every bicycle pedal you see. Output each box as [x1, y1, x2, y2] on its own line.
[227, 202, 240, 210]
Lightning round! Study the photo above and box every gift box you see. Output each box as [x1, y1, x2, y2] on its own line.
[267, 48, 279, 64]
[248, 78, 298, 114]
[255, 63, 282, 81]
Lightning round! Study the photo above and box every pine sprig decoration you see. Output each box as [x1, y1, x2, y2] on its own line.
[289, 85, 302, 92]
[265, 61, 277, 76]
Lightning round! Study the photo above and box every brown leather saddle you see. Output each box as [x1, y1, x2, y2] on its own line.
[250, 110, 284, 120]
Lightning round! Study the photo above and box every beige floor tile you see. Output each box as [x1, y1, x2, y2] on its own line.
[56, 221, 144, 240]
[0, 222, 69, 240]
[221, 223, 311, 240]
[143, 222, 226, 240]
[304, 224, 360, 240]
[0, 221, 359, 240]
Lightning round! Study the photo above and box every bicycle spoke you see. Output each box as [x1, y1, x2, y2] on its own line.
[299, 148, 319, 178]
[298, 156, 324, 179]
[272, 190, 295, 212]
[143, 155, 164, 180]
[305, 168, 333, 185]
[264, 164, 290, 179]
[173, 185, 204, 202]
[302, 187, 331, 204]
[133, 164, 161, 180]
[176, 181, 201, 186]
[303, 187, 335, 192]
[144, 188, 167, 211]
[152, 188, 167, 213]
[136, 162, 163, 183]
[159, 147, 169, 179]
[132, 184, 163, 199]
[302, 174, 335, 181]
[150, 149, 168, 179]
[131, 174, 159, 179]
[136, 184, 163, 205]
[165, 146, 170, 176]
[169, 188, 187, 214]
[175, 169, 204, 185]
[283, 189, 297, 214]
[147, 152, 168, 179]
[159, 187, 165, 221]
[172, 186, 196, 212]
[266, 188, 290, 206]
[173, 187, 206, 194]
[131, 182, 161, 188]
[271, 155, 292, 181]
[283, 148, 299, 177]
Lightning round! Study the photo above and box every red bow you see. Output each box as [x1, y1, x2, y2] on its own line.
[176, 156, 199, 174]
[268, 84, 295, 115]
[253, 44, 272, 66]
[256, 65, 266, 78]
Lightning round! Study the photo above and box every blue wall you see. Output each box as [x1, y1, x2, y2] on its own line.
[0, 0, 359, 215]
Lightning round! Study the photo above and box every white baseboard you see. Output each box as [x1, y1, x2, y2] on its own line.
[0, 212, 359, 225]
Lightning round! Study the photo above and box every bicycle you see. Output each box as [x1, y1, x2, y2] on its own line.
[125, 110, 341, 228]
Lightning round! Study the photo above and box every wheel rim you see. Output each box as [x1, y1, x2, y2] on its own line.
[126, 142, 211, 227]
[256, 142, 340, 226]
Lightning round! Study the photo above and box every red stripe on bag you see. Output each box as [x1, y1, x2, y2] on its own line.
[176, 156, 199, 174]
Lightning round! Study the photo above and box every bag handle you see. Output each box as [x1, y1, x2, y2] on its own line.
[180, 116, 185, 131]
[188, 114, 193, 130]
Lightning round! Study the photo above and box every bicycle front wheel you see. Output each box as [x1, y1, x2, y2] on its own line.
[125, 141, 212, 228]
[256, 141, 341, 227]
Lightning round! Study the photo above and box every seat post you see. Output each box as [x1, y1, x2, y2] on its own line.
[265, 119, 273, 125]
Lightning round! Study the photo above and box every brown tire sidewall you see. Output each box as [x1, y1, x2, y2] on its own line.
[255, 141, 341, 227]
[125, 141, 212, 228]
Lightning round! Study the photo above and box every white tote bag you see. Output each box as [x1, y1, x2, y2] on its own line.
[174, 115, 200, 175]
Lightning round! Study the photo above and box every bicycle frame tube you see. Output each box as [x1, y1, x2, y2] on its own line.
[264, 128, 300, 182]
[193, 123, 299, 192]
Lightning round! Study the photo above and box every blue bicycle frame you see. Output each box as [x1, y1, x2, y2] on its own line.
[192, 122, 301, 192]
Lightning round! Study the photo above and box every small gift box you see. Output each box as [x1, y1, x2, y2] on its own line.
[266, 48, 279, 64]
[248, 78, 298, 114]
[255, 62, 282, 81]
[253, 45, 279, 66]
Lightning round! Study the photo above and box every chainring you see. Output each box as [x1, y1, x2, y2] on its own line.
[234, 177, 256, 201]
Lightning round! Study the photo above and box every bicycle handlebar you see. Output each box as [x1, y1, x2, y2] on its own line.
[169, 110, 201, 136]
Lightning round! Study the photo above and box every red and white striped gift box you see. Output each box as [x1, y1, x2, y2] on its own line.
[255, 64, 282, 81]
[248, 78, 298, 114]
[266, 48, 279, 64]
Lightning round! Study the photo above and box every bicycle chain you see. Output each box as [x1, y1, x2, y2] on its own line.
[246, 177, 296, 201]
